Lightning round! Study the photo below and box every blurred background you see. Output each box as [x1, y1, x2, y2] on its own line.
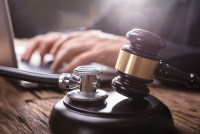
[8, 0, 110, 38]
[7, 0, 200, 48]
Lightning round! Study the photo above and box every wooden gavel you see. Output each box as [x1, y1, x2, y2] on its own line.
[112, 29, 200, 99]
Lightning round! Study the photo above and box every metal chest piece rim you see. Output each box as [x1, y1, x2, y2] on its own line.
[66, 65, 108, 102]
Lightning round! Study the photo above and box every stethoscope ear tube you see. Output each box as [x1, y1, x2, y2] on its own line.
[0, 65, 102, 91]
[0, 65, 60, 85]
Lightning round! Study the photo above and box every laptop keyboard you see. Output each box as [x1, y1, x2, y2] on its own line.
[18, 61, 57, 74]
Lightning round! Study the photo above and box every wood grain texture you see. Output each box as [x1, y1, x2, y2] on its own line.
[150, 83, 200, 134]
[0, 78, 64, 134]
[0, 77, 199, 134]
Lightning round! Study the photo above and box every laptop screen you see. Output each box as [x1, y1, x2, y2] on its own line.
[0, 0, 17, 67]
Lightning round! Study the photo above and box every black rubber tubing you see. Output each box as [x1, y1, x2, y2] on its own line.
[0, 66, 60, 85]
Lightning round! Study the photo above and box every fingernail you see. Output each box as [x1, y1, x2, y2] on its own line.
[21, 56, 27, 61]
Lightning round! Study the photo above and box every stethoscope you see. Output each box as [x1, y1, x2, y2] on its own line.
[0, 65, 108, 101]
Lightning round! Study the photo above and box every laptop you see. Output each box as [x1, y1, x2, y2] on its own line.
[0, 0, 116, 88]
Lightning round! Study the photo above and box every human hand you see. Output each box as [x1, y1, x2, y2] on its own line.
[21, 30, 128, 72]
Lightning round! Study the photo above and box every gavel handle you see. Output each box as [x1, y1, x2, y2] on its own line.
[155, 61, 200, 88]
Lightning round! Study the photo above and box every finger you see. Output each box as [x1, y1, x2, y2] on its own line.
[50, 32, 82, 55]
[59, 51, 95, 72]
[39, 34, 61, 61]
[50, 39, 90, 70]
[49, 35, 69, 56]
[21, 36, 42, 62]
[50, 50, 66, 71]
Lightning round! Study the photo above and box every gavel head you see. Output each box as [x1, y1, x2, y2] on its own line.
[112, 29, 165, 100]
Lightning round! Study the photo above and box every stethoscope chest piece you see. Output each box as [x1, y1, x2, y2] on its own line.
[67, 65, 108, 103]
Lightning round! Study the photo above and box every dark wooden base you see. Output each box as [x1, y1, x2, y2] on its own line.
[49, 92, 174, 134]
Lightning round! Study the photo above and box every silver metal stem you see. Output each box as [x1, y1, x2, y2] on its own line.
[80, 75, 96, 93]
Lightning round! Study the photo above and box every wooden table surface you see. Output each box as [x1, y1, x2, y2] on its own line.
[0, 77, 199, 134]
